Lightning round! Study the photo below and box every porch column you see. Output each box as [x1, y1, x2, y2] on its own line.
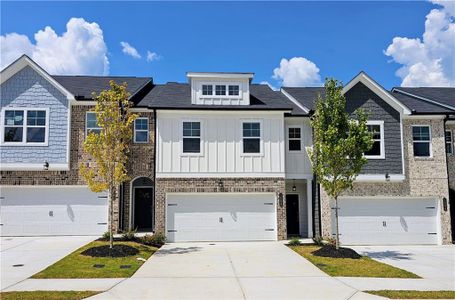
[307, 179, 313, 237]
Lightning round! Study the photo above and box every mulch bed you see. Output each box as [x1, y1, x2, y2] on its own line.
[312, 245, 361, 259]
[81, 245, 140, 257]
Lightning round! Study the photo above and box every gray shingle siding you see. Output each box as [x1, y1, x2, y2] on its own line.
[1, 66, 69, 164]
[345, 82, 403, 175]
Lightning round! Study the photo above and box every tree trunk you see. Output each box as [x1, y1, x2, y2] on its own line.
[334, 196, 340, 250]
[108, 186, 114, 249]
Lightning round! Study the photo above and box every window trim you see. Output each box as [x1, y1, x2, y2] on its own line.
[0, 107, 49, 146]
[85, 111, 102, 137]
[445, 129, 453, 155]
[364, 120, 385, 159]
[241, 119, 263, 156]
[198, 82, 242, 99]
[412, 125, 432, 158]
[134, 117, 149, 144]
[180, 119, 203, 156]
[287, 125, 303, 152]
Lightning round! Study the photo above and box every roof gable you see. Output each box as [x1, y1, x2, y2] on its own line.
[1, 55, 75, 101]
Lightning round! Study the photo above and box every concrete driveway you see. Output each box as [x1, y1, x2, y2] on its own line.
[90, 242, 381, 300]
[351, 245, 455, 290]
[1, 236, 96, 290]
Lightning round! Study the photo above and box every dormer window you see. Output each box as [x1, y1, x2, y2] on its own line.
[202, 85, 213, 96]
[229, 85, 239, 96]
[215, 85, 226, 96]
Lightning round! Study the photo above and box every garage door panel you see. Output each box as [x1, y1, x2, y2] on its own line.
[332, 198, 439, 245]
[166, 193, 276, 242]
[0, 187, 108, 236]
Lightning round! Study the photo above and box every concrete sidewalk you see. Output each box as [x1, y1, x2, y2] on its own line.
[87, 242, 383, 300]
[2, 278, 124, 292]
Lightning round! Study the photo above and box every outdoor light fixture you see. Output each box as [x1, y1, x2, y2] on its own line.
[443, 197, 447, 211]
[278, 193, 284, 207]
[218, 179, 223, 188]
[292, 180, 297, 192]
[385, 172, 390, 181]
[43, 161, 49, 171]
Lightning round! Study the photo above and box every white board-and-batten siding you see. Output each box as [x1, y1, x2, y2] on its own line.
[284, 117, 313, 179]
[156, 111, 285, 177]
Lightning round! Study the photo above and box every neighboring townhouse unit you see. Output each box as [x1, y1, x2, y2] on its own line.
[1, 56, 453, 245]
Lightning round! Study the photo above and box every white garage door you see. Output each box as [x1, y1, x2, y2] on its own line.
[166, 193, 277, 242]
[0, 186, 108, 236]
[332, 198, 439, 245]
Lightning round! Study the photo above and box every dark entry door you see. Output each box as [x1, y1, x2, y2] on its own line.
[134, 188, 154, 231]
[450, 189, 455, 243]
[286, 194, 300, 236]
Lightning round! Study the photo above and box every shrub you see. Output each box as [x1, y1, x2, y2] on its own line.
[141, 233, 166, 247]
[325, 236, 337, 247]
[122, 229, 137, 241]
[312, 235, 324, 246]
[288, 237, 302, 246]
[100, 231, 110, 241]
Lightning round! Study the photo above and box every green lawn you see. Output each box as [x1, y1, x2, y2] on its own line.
[33, 240, 158, 278]
[0, 291, 100, 300]
[289, 245, 420, 278]
[366, 290, 455, 299]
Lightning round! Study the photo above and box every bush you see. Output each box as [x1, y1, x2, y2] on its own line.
[325, 236, 337, 247]
[312, 235, 324, 246]
[100, 231, 110, 241]
[122, 229, 137, 241]
[288, 237, 302, 246]
[141, 233, 166, 247]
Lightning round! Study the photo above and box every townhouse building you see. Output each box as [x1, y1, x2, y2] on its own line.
[1, 55, 454, 245]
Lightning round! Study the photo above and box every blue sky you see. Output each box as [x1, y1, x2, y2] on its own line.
[1, 1, 453, 89]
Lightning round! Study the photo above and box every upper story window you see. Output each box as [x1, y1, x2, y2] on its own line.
[446, 130, 453, 155]
[1, 108, 48, 145]
[182, 121, 201, 154]
[288, 127, 302, 151]
[202, 85, 213, 96]
[412, 125, 431, 157]
[215, 85, 226, 96]
[364, 121, 384, 159]
[134, 118, 149, 143]
[228, 85, 240, 96]
[86, 112, 101, 136]
[242, 121, 261, 154]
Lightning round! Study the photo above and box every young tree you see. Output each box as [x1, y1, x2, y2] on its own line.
[308, 78, 372, 250]
[80, 81, 137, 249]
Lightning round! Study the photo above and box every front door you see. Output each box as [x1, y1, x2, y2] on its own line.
[286, 194, 300, 236]
[134, 187, 154, 231]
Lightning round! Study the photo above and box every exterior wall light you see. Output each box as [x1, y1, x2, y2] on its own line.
[218, 179, 223, 188]
[292, 180, 297, 192]
[43, 161, 49, 171]
[443, 197, 447, 211]
[385, 172, 390, 181]
[278, 193, 284, 207]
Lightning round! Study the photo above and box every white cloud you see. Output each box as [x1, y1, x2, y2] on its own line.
[272, 57, 322, 87]
[120, 41, 141, 59]
[146, 50, 160, 62]
[384, 1, 455, 87]
[1, 18, 109, 75]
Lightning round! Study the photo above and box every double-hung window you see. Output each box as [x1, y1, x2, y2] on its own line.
[412, 125, 431, 157]
[2, 108, 48, 145]
[288, 127, 302, 151]
[86, 112, 101, 136]
[445, 130, 453, 155]
[182, 121, 201, 154]
[364, 121, 384, 158]
[134, 118, 149, 143]
[242, 121, 261, 154]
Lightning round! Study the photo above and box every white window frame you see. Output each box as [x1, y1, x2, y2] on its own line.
[85, 111, 101, 137]
[201, 84, 213, 96]
[134, 117, 149, 144]
[180, 119, 203, 156]
[412, 125, 432, 158]
[287, 125, 303, 152]
[241, 119, 263, 156]
[445, 129, 453, 155]
[199, 82, 242, 99]
[0, 107, 49, 146]
[364, 120, 385, 159]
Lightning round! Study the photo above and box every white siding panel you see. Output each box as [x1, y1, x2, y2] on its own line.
[157, 111, 285, 177]
[285, 118, 313, 178]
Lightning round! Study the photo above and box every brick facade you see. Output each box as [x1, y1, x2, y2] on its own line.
[154, 177, 287, 240]
[320, 118, 452, 244]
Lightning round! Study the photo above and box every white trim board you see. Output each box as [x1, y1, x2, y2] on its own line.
[280, 89, 310, 114]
